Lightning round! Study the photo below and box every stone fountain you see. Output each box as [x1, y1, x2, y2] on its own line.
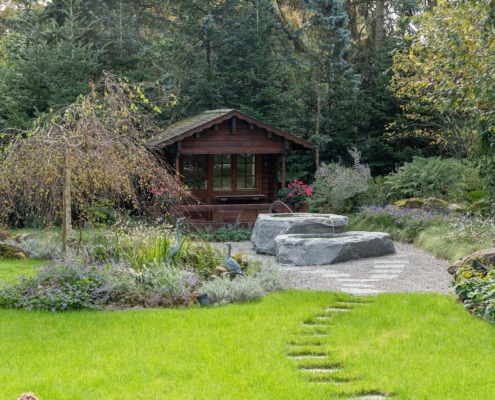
[251, 212, 395, 265]
[251, 213, 349, 255]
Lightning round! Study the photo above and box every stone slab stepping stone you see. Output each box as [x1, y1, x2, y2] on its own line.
[301, 368, 339, 373]
[342, 288, 384, 295]
[275, 231, 395, 266]
[341, 283, 375, 288]
[375, 259, 409, 265]
[352, 396, 388, 400]
[322, 273, 352, 278]
[287, 355, 327, 359]
[325, 307, 351, 312]
[251, 213, 349, 255]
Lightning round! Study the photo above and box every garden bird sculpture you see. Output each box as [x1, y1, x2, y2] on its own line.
[472, 259, 489, 275]
[166, 217, 185, 261]
[224, 242, 243, 275]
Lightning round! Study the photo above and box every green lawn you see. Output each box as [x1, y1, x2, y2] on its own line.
[1, 289, 495, 399]
[0, 259, 46, 284]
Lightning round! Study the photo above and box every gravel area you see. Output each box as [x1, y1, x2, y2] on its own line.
[225, 241, 453, 295]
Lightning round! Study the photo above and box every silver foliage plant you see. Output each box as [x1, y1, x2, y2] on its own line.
[311, 148, 371, 213]
[202, 263, 288, 305]
[5, 237, 59, 259]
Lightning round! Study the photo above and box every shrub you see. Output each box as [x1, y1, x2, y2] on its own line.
[278, 180, 313, 203]
[0, 229, 10, 241]
[201, 263, 287, 305]
[0, 259, 202, 311]
[200, 226, 252, 242]
[384, 157, 480, 202]
[309, 148, 371, 213]
[453, 262, 495, 323]
[5, 237, 58, 259]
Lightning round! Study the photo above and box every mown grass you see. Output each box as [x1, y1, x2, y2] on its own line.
[2, 290, 495, 399]
[0, 259, 47, 284]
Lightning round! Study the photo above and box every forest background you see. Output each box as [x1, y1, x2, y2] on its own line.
[0, 0, 493, 196]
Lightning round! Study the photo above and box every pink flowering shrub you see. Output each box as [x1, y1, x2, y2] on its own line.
[0, 229, 10, 241]
[278, 180, 313, 203]
[150, 187, 179, 205]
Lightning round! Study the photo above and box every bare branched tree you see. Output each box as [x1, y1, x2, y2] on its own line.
[0, 72, 188, 252]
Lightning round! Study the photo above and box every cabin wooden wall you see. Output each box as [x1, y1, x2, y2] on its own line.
[180, 120, 286, 154]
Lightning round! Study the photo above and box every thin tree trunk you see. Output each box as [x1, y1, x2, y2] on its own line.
[315, 64, 321, 169]
[62, 146, 72, 254]
[375, 0, 385, 55]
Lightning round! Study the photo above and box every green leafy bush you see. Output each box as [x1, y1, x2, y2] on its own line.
[384, 157, 480, 202]
[453, 263, 495, 323]
[201, 226, 252, 242]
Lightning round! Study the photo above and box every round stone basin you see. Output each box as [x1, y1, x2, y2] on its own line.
[251, 213, 349, 255]
[274, 231, 396, 266]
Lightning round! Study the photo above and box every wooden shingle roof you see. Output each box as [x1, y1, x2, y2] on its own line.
[146, 109, 314, 150]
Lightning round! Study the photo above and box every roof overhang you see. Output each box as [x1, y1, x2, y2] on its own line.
[146, 109, 315, 150]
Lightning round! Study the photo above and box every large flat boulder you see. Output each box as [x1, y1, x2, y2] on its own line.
[251, 213, 349, 255]
[274, 231, 395, 266]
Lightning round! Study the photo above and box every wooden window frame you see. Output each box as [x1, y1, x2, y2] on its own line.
[210, 154, 260, 192]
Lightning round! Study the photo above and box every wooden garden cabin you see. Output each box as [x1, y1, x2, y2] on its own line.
[146, 109, 314, 226]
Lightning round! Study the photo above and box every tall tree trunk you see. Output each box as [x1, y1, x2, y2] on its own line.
[315, 64, 321, 169]
[375, 0, 385, 55]
[62, 146, 72, 254]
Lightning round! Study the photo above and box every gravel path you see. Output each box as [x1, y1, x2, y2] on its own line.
[226, 241, 453, 295]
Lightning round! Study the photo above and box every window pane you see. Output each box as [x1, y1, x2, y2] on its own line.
[246, 176, 255, 188]
[221, 177, 231, 189]
[183, 155, 205, 189]
[238, 177, 246, 189]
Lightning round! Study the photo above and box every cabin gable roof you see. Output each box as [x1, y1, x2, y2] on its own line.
[146, 109, 314, 150]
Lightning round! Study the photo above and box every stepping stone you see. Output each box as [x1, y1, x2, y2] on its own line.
[353, 396, 388, 400]
[302, 269, 341, 274]
[287, 355, 327, 360]
[316, 316, 332, 320]
[341, 284, 375, 288]
[301, 368, 339, 373]
[335, 301, 371, 305]
[369, 275, 399, 279]
[325, 307, 351, 312]
[300, 333, 330, 337]
[342, 288, 383, 295]
[322, 273, 352, 278]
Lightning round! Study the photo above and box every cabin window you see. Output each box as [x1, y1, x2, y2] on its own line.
[183, 155, 206, 189]
[213, 154, 232, 190]
[237, 154, 255, 189]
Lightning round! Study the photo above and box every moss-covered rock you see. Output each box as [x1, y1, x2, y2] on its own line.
[448, 248, 495, 275]
[394, 198, 426, 209]
[0, 243, 26, 259]
[424, 198, 449, 213]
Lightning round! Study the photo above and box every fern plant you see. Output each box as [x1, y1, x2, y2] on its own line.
[384, 157, 480, 202]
